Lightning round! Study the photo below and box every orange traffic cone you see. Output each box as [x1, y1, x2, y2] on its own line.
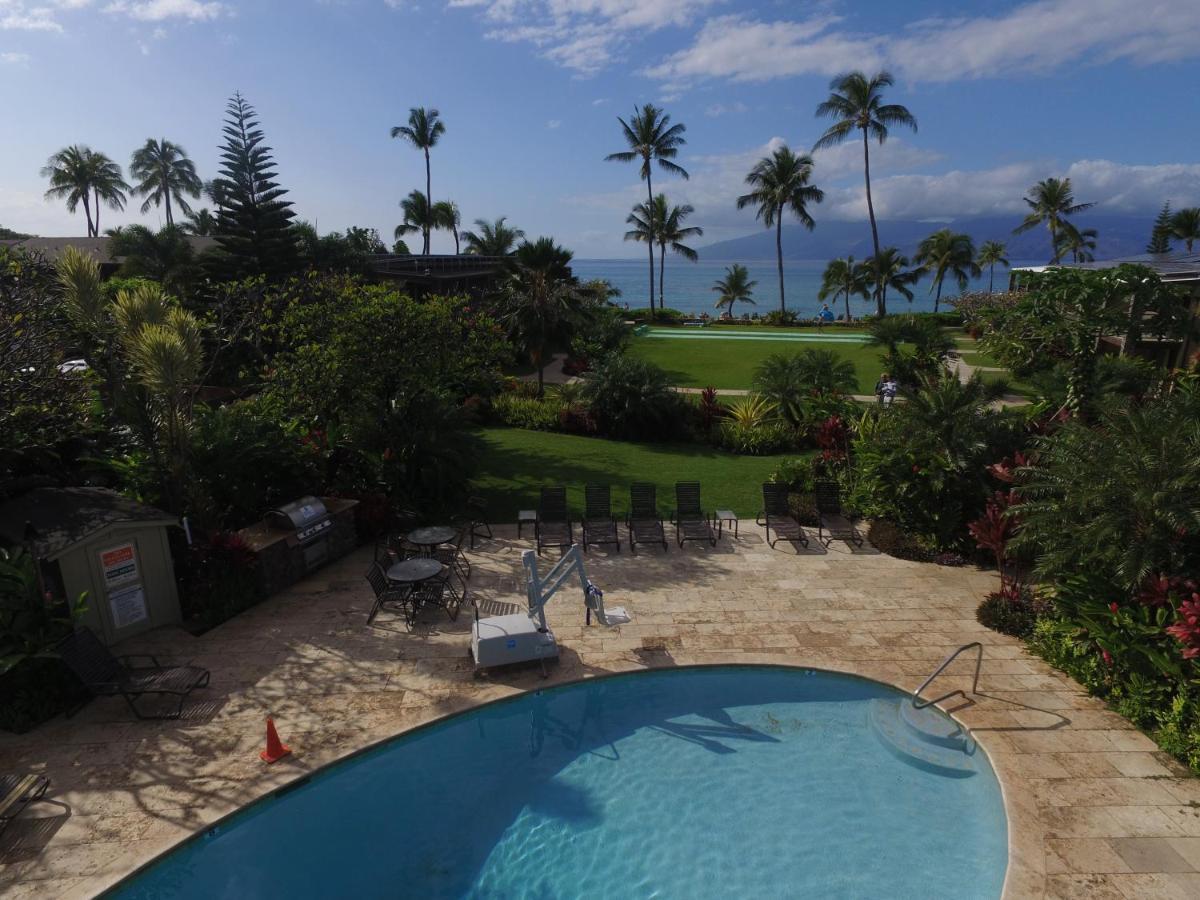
[260, 717, 291, 764]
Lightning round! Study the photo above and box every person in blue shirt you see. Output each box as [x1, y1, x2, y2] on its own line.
[817, 303, 835, 328]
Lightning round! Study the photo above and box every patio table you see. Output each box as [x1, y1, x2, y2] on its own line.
[406, 525, 458, 554]
[386, 557, 444, 585]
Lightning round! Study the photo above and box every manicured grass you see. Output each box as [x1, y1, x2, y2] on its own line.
[629, 333, 889, 393]
[473, 427, 801, 520]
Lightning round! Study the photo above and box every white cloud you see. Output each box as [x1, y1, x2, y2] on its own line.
[703, 101, 748, 117]
[104, 1, 224, 22]
[643, 0, 1200, 90]
[547, 118, 561, 129]
[0, 49, 29, 62]
[0, 0, 224, 32]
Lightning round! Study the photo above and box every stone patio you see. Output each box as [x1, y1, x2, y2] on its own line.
[2, 524, 1198, 899]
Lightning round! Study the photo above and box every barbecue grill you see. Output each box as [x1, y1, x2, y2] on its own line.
[265, 496, 333, 571]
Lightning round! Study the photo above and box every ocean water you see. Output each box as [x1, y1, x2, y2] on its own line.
[573, 258, 1023, 317]
[115, 666, 1008, 899]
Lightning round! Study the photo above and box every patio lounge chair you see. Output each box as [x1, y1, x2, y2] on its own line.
[0, 774, 49, 836]
[536, 487, 574, 555]
[815, 481, 864, 548]
[672, 481, 716, 548]
[582, 483, 620, 552]
[758, 482, 809, 549]
[366, 562, 417, 627]
[627, 482, 668, 552]
[56, 628, 211, 720]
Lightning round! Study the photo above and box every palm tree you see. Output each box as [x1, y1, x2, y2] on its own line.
[818, 256, 870, 322]
[712, 263, 756, 317]
[753, 349, 857, 426]
[41, 145, 129, 237]
[914, 229, 980, 312]
[499, 269, 584, 396]
[976, 240, 1009, 293]
[515, 237, 575, 281]
[656, 198, 702, 307]
[395, 190, 437, 250]
[1013, 177, 1094, 263]
[390, 107, 445, 253]
[180, 207, 217, 236]
[814, 71, 917, 315]
[736, 145, 824, 314]
[866, 247, 918, 310]
[462, 217, 524, 256]
[1171, 208, 1200, 252]
[605, 104, 688, 313]
[433, 200, 461, 254]
[129, 138, 202, 227]
[1056, 225, 1098, 263]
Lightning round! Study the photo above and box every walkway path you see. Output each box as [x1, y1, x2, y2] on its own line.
[2, 527, 1197, 898]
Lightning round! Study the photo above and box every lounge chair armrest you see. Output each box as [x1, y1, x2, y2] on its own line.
[117, 653, 161, 668]
[755, 510, 766, 526]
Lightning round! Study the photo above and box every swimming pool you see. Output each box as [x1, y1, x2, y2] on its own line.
[112, 666, 1008, 899]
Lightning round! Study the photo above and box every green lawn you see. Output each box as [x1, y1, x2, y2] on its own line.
[473, 427, 800, 519]
[628, 333, 889, 394]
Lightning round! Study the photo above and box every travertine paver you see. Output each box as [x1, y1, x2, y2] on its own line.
[1, 524, 1197, 899]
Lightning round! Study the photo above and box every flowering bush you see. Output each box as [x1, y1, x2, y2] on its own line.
[177, 531, 263, 629]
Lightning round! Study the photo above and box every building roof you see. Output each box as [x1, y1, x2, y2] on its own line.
[1014, 252, 1200, 282]
[0, 488, 177, 560]
[0, 235, 218, 264]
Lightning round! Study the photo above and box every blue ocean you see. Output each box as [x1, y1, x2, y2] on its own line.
[572, 258, 1027, 317]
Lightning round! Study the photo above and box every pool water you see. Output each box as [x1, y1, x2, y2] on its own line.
[113, 667, 1008, 899]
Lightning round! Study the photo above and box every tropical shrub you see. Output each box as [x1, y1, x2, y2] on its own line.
[976, 584, 1044, 638]
[866, 314, 955, 390]
[761, 309, 799, 326]
[627, 307, 684, 323]
[866, 520, 934, 562]
[770, 456, 819, 493]
[751, 349, 857, 431]
[492, 394, 562, 431]
[582, 354, 687, 440]
[717, 395, 792, 455]
[176, 532, 264, 630]
[569, 304, 631, 367]
[697, 386, 722, 438]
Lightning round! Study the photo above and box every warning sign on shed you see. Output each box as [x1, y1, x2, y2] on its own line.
[99, 543, 139, 588]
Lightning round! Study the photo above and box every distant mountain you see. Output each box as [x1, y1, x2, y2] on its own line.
[698, 214, 1155, 262]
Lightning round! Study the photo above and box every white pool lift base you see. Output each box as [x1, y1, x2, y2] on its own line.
[470, 546, 630, 675]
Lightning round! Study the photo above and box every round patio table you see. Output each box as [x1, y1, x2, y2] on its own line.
[406, 525, 458, 553]
[385, 557, 443, 585]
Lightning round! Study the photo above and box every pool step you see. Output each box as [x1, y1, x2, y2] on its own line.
[868, 699, 976, 778]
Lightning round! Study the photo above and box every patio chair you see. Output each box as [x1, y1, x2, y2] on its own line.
[672, 481, 716, 548]
[815, 481, 864, 548]
[56, 628, 211, 720]
[0, 774, 49, 837]
[758, 483, 809, 549]
[366, 562, 416, 628]
[582, 483, 620, 552]
[627, 482, 668, 552]
[413, 562, 460, 622]
[466, 496, 492, 550]
[433, 545, 469, 608]
[536, 486, 574, 555]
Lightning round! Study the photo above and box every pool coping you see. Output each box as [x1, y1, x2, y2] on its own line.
[92, 661, 1022, 900]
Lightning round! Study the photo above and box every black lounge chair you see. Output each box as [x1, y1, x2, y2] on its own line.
[0, 774, 49, 836]
[627, 482, 668, 552]
[536, 486, 574, 555]
[758, 482, 809, 549]
[433, 545, 469, 611]
[57, 628, 211, 720]
[815, 481, 864, 547]
[672, 481, 716, 547]
[465, 495, 492, 550]
[366, 562, 417, 627]
[582, 483, 620, 552]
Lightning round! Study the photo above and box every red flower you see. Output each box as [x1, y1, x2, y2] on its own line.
[911, 464, 920, 473]
[1109, 602, 1120, 614]
[1166, 593, 1200, 660]
[1101, 649, 1113, 666]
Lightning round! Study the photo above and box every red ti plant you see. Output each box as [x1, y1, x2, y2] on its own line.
[986, 450, 1028, 484]
[968, 490, 1018, 588]
[1166, 593, 1200, 660]
[698, 386, 721, 437]
[816, 414, 849, 465]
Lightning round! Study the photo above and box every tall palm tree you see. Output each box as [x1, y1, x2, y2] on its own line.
[433, 200, 461, 254]
[976, 240, 1009, 293]
[462, 217, 525, 256]
[818, 256, 871, 322]
[1171, 207, 1200, 253]
[712, 263, 756, 317]
[390, 107, 445, 254]
[605, 104, 688, 313]
[736, 145, 824, 314]
[915, 229, 980, 312]
[1013, 177, 1094, 263]
[129, 138, 202, 227]
[41, 145, 129, 237]
[1056, 225, 1098, 263]
[814, 71, 917, 315]
[395, 190, 437, 250]
[656, 198, 702, 307]
[867, 247, 919, 309]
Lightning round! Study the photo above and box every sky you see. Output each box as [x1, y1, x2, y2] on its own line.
[3, 0, 1200, 257]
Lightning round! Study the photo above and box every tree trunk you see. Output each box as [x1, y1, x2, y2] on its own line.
[988, 265, 995, 293]
[659, 244, 666, 307]
[424, 148, 432, 255]
[843, 287, 850, 323]
[775, 215, 785, 314]
[165, 188, 173, 228]
[82, 192, 95, 238]
[93, 188, 101, 236]
[645, 165, 656, 315]
[934, 276, 943, 313]
[453, 229, 460, 255]
[534, 349, 545, 398]
[862, 128, 884, 316]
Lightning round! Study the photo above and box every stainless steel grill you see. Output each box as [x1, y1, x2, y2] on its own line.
[265, 496, 333, 570]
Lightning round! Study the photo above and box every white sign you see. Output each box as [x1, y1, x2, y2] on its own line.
[109, 585, 149, 630]
[99, 543, 139, 588]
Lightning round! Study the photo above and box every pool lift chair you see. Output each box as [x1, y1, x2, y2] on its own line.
[470, 545, 630, 676]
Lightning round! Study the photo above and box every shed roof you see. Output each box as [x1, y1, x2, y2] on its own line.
[0, 236, 218, 264]
[1014, 252, 1200, 282]
[0, 488, 177, 560]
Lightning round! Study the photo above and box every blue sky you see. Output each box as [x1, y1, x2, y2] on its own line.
[3, 0, 1200, 256]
